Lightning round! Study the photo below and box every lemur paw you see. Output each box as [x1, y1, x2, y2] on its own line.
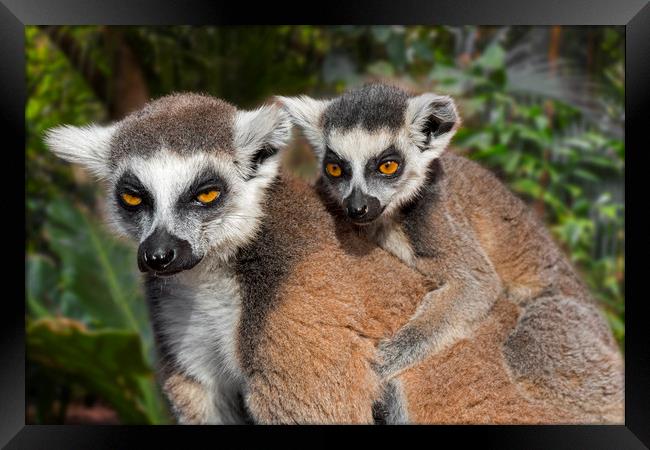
[374, 338, 407, 381]
[374, 327, 428, 382]
[163, 373, 212, 424]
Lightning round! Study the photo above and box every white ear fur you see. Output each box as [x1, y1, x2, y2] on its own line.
[233, 104, 292, 178]
[44, 124, 117, 179]
[405, 93, 460, 157]
[275, 95, 331, 152]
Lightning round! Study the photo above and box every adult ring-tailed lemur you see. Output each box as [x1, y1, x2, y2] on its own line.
[45, 90, 623, 424]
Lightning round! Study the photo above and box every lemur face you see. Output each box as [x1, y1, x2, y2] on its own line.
[45, 93, 291, 276]
[280, 84, 459, 224]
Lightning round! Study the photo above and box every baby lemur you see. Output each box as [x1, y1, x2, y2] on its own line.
[279, 83, 623, 386]
[44, 93, 435, 423]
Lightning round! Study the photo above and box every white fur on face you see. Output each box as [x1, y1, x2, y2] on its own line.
[106, 148, 280, 262]
[323, 126, 442, 217]
[47, 104, 290, 264]
[283, 91, 459, 220]
[327, 127, 394, 165]
[327, 127, 393, 200]
[387, 126, 444, 216]
[202, 152, 282, 262]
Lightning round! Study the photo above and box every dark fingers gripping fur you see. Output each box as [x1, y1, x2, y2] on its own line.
[374, 200, 503, 381]
[359, 158, 503, 382]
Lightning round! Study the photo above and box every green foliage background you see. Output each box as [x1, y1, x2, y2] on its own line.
[25, 26, 625, 424]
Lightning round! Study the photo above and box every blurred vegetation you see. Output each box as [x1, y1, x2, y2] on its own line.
[25, 25, 625, 424]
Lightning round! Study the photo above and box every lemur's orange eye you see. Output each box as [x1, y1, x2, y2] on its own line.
[121, 192, 142, 206]
[196, 190, 220, 204]
[378, 161, 399, 175]
[326, 163, 342, 177]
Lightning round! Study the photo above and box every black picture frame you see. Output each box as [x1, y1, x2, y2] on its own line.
[6, 0, 649, 447]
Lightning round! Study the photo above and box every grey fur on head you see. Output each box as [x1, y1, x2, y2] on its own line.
[44, 92, 292, 264]
[109, 93, 238, 167]
[278, 83, 461, 220]
[322, 84, 410, 133]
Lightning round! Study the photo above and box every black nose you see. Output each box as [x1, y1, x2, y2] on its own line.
[343, 188, 382, 224]
[144, 248, 176, 271]
[137, 228, 191, 275]
[347, 204, 368, 219]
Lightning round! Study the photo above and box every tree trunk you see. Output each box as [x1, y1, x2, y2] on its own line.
[40, 26, 109, 106]
[103, 28, 150, 119]
[42, 26, 150, 121]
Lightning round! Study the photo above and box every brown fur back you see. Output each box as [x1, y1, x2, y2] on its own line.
[401, 297, 623, 424]
[440, 151, 590, 301]
[237, 171, 623, 424]
[159, 169, 622, 424]
[238, 173, 431, 423]
[392, 152, 623, 423]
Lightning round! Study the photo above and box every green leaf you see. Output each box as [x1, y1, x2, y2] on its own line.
[603, 310, 625, 350]
[573, 168, 600, 183]
[371, 26, 391, 43]
[566, 184, 583, 198]
[366, 61, 395, 78]
[26, 255, 59, 319]
[503, 151, 522, 174]
[534, 115, 549, 131]
[460, 131, 493, 151]
[386, 34, 407, 70]
[585, 155, 620, 169]
[458, 98, 486, 118]
[474, 43, 505, 72]
[27, 317, 164, 424]
[543, 191, 566, 215]
[411, 40, 434, 62]
[598, 204, 621, 221]
[564, 136, 594, 151]
[44, 199, 146, 332]
[512, 178, 543, 198]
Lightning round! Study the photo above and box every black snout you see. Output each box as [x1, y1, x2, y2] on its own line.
[343, 189, 382, 224]
[347, 204, 368, 220]
[144, 248, 176, 272]
[137, 228, 201, 276]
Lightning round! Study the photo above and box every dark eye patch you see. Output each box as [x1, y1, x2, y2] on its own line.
[180, 169, 228, 208]
[366, 146, 404, 179]
[375, 146, 403, 164]
[323, 146, 352, 181]
[115, 171, 153, 211]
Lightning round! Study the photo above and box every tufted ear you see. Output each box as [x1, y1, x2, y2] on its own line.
[276, 95, 331, 155]
[44, 123, 117, 179]
[405, 93, 460, 156]
[233, 104, 292, 180]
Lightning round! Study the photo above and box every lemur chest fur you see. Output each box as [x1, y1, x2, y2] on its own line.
[149, 259, 244, 388]
[366, 218, 417, 268]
